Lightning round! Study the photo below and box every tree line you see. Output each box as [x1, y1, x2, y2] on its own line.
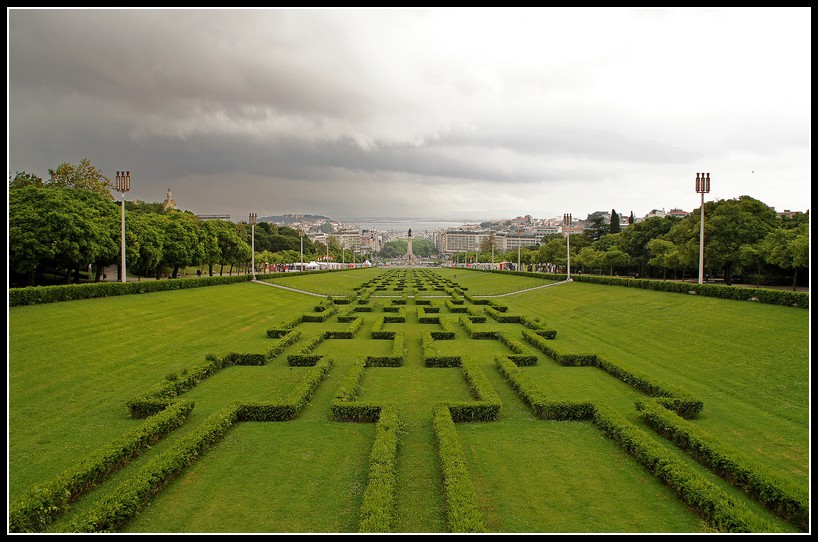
[453, 200, 808, 290]
[8, 160, 369, 287]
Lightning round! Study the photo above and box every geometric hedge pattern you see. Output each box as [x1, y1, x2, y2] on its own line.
[9, 269, 807, 533]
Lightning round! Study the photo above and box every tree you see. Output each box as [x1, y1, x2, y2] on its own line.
[9, 186, 118, 285]
[610, 209, 621, 234]
[763, 224, 809, 290]
[702, 196, 778, 285]
[48, 158, 114, 199]
[320, 221, 334, 234]
[647, 238, 675, 279]
[161, 212, 204, 278]
[584, 216, 608, 242]
[620, 216, 679, 277]
[9, 171, 45, 190]
[127, 213, 166, 278]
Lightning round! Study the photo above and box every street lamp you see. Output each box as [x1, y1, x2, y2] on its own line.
[695, 172, 711, 285]
[300, 227, 305, 272]
[249, 213, 257, 280]
[563, 214, 572, 281]
[516, 228, 523, 272]
[115, 171, 131, 282]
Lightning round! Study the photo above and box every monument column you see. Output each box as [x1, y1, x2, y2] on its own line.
[407, 228, 413, 262]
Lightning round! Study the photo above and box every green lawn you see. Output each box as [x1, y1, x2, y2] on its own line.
[8, 268, 809, 533]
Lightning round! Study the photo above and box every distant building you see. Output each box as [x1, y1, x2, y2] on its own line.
[667, 208, 689, 218]
[162, 188, 177, 211]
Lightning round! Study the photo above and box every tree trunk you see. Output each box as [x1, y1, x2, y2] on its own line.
[209, 264, 214, 277]
[724, 262, 733, 286]
[172, 266, 179, 279]
[792, 268, 798, 291]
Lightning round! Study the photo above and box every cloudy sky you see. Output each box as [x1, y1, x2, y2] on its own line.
[7, 8, 811, 222]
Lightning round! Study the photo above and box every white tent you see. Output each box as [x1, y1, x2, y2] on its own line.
[306, 261, 320, 269]
[362, 260, 372, 267]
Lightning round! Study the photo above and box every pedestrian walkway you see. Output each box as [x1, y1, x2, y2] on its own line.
[252, 278, 571, 298]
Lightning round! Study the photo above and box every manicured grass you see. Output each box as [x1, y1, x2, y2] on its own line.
[8, 268, 809, 533]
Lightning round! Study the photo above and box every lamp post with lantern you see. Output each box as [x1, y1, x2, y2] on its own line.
[695, 172, 710, 284]
[115, 171, 131, 282]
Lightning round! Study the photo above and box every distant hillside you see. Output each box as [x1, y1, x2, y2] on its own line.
[260, 214, 333, 224]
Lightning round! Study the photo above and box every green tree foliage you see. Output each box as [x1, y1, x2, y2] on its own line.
[161, 212, 205, 278]
[48, 158, 113, 199]
[763, 223, 809, 290]
[610, 209, 621, 234]
[127, 213, 166, 278]
[320, 221, 334, 234]
[9, 171, 45, 189]
[701, 196, 778, 285]
[620, 216, 680, 276]
[9, 186, 119, 285]
[380, 238, 437, 258]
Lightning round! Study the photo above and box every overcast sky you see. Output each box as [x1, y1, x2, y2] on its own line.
[7, 8, 811, 222]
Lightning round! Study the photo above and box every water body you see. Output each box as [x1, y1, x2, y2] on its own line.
[337, 218, 473, 233]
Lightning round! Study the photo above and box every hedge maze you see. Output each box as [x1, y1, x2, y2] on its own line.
[9, 269, 808, 533]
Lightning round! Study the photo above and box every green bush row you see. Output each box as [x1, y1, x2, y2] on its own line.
[9, 274, 251, 306]
[484, 306, 522, 323]
[432, 406, 487, 533]
[635, 400, 808, 531]
[431, 318, 457, 340]
[495, 356, 595, 420]
[240, 357, 333, 421]
[422, 331, 461, 367]
[266, 329, 303, 360]
[287, 333, 326, 366]
[536, 272, 809, 309]
[446, 358, 502, 422]
[70, 403, 240, 532]
[520, 329, 702, 418]
[73, 357, 334, 532]
[418, 306, 441, 324]
[383, 310, 405, 323]
[127, 349, 268, 418]
[301, 305, 338, 322]
[463, 293, 489, 305]
[9, 401, 194, 533]
[366, 331, 406, 367]
[445, 299, 468, 312]
[496, 331, 527, 354]
[324, 316, 364, 339]
[458, 316, 498, 339]
[266, 315, 304, 337]
[592, 405, 777, 533]
[370, 316, 395, 339]
[357, 406, 401, 533]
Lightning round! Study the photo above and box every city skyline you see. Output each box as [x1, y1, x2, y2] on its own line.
[8, 8, 811, 220]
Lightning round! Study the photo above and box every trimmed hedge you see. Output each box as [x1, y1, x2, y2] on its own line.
[458, 316, 498, 339]
[9, 274, 251, 306]
[266, 315, 304, 338]
[635, 399, 808, 531]
[9, 400, 194, 533]
[432, 406, 487, 533]
[70, 403, 241, 532]
[366, 331, 406, 367]
[495, 356, 595, 420]
[592, 405, 777, 533]
[324, 316, 364, 339]
[357, 406, 401, 533]
[520, 329, 703, 418]
[422, 331, 461, 367]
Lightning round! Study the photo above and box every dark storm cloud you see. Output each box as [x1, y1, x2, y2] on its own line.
[8, 8, 811, 219]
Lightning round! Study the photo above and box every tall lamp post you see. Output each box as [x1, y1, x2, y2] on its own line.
[300, 227, 305, 272]
[516, 228, 523, 272]
[249, 213, 257, 279]
[696, 172, 710, 284]
[115, 171, 131, 282]
[563, 213, 572, 281]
